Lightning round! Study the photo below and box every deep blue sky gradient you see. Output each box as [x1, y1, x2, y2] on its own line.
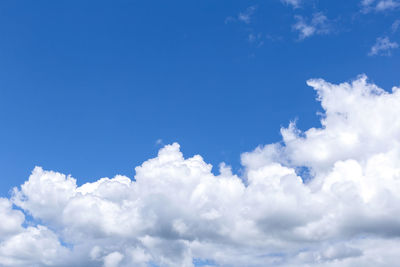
[1, 0, 400, 195]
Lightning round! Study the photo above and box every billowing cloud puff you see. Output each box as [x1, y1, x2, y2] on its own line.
[2, 75, 400, 266]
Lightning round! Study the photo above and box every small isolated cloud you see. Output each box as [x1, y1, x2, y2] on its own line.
[369, 36, 399, 56]
[281, 0, 301, 8]
[155, 139, 164, 146]
[238, 6, 257, 24]
[225, 6, 257, 25]
[225, 6, 263, 46]
[361, 0, 400, 12]
[293, 12, 331, 40]
[247, 33, 264, 47]
[224, 16, 235, 24]
[392, 19, 400, 32]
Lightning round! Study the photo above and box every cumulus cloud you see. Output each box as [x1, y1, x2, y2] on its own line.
[0, 199, 24, 239]
[2, 75, 400, 266]
[292, 12, 331, 40]
[369, 36, 399, 56]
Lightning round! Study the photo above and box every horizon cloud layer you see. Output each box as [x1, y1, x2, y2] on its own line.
[2, 75, 400, 266]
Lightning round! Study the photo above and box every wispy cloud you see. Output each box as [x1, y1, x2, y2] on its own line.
[225, 5, 257, 25]
[361, 0, 400, 12]
[392, 19, 400, 32]
[225, 6, 265, 48]
[238, 5, 257, 24]
[224, 16, 235, 24]
[293, 12, 331, 40]
[248, 32, 265, 47]
[376, 0, 400, 10]
[281, 0, 302, 8]
[155, 138, 164, 146]
[369, 36, 399, 56]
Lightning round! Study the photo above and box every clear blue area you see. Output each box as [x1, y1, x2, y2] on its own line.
[1, 0, 399, 196]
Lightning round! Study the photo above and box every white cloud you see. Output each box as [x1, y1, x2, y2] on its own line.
[238, 6, 257, 24]
[369, 36, 399, 56]
[155, 139, 164, 146]
[376, 0, 400, 10]
[224, 16, 235, 25]
[248, 33, 264, 47]
[392, 19, 400, 32]
[225, 6, 257, 26]
[292, 12, 331, 40]
[361, 0, 400, 12]
[103, 252, 124, 267]
[2, 76, 400, 266]
[281, 0, 301, 8]
[0, 199, 24, 239]
[0, 226, 69, 266]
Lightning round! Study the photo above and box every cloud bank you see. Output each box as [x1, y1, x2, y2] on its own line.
[2, 75, 400, 266]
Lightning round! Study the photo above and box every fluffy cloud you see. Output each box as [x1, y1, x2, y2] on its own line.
[1, 75, 400, 266]
[369, 36, 398, 56]
[0, 199, 24, 239]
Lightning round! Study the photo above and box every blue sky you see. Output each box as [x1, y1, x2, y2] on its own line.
[3, 1, 400, 267]
[1, 0, 400, 195]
